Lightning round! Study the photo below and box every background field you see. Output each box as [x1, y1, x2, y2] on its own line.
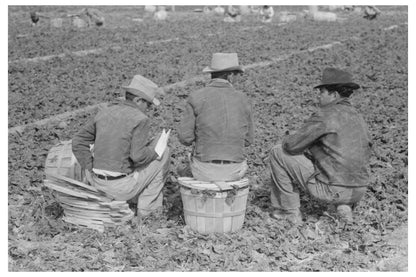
[8, 6, 408, 271]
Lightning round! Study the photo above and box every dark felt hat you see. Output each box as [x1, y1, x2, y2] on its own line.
[314, 68, 360, 89]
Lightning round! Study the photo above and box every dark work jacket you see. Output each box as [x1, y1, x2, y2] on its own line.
[282, 98, 371, 188]
[178, 78, 254, 163]
[72, 100, 158, 174]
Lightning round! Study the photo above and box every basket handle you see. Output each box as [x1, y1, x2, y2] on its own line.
[213, 181, 228, 192]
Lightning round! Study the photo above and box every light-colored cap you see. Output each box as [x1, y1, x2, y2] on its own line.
[202, 53, 244, 73]
[122, 75, 160, 106]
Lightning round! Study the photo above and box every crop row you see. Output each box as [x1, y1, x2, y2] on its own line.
[8, 15, 405, 128]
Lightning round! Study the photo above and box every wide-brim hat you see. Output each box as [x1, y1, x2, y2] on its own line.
[122, 75, 160, 106]
[314, 68, 360, 90]
[202, 53, 245, 73]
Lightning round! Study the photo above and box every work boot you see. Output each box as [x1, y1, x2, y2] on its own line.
[336, 204, 353, 223]
[270, 208, 303, 225]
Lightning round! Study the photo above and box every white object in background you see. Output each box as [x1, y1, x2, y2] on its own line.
[154, 10, 168, 21]
[145, 6, 157, 13]
[239, 6, 251, 15]
[309, 5, 319, 14]
[279, 12, 297, 23]
[313, 11, 337, 22]
[214, 6, 225, 15]
[154, 129, 171, 159]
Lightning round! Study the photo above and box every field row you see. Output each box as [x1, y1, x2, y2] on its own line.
[8, 15, 406, 128]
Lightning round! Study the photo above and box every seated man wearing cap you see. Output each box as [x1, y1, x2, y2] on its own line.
[269, 68, 372, 224]
[178, 53, 254, 182]
[72, 75, 170, 216]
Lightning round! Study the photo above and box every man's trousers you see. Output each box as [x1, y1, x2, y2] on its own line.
[269, 144, 366, 212]
[86, 148, 170, 215]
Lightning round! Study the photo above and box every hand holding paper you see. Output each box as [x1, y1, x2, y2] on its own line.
[154, 129, 171, 159]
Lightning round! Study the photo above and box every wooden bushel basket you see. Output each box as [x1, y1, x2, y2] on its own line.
[45, 140, 84, 181]
[43, 141, 134, 232]
[178, 177, 249, 234]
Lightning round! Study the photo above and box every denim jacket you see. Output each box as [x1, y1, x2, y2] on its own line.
[283, 98, 371, 187]
[72, 100, 158, 174]
[178, 79, 254, 162]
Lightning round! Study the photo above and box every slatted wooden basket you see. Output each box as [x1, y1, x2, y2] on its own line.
[45, 140, 84, 181]
[44, 172, 134, 232]
[178, 177, 249, 234]
[43, 141, 134, 232]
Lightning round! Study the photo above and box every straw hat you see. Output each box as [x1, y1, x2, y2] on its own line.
[122, 75, 160, 106]
[314, 68, 360, 89]
[202, 53, 244, 73]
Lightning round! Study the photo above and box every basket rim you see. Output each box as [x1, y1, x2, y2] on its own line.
[180, 184, 249, 192]
[178, 177, 250, 192]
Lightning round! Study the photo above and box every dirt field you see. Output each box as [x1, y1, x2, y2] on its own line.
[8, 6, 408, 271]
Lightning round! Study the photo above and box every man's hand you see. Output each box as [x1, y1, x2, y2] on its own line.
[303, 149, 313, 160]
[83, 168, 92, 184]
[147, 132, 162, 148]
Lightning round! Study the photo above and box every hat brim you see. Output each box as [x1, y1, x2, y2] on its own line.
[122, 86, 160, 106]
[314, 82, 360, 90]
[202, 65, 245, 73]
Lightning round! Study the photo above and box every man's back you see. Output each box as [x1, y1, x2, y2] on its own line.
[72, 101, 153, 174]
[312, 99, 371, 187]
[283, 98, 371, 187]
[179, 79, 253, 162]
[94, 103, 146, 171]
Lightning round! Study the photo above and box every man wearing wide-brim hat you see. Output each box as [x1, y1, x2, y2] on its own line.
[72, 75, 170, 216]
[178, 53, 254, 181]
[268, 68, 372, 225]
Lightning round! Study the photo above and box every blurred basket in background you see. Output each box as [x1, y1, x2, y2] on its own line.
[50, 17, 63, 28]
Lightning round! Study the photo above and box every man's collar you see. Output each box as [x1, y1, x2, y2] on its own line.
[120, 99, 143, 111]
[208, 78, 233, 88]
[321, 97, 351, 108]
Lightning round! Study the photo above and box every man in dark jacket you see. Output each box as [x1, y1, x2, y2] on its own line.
[178, 53, 254, 181]
[72, 75, 170, 216]
[269, 68, 371, 224]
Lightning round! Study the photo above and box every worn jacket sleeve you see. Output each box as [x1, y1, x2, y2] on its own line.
[178, 100, 196, 146]
[282, 111, 330, 155]
[244, 97, 255, 147]
[72, 117, 96, 170]
[130, 118, 158, 168]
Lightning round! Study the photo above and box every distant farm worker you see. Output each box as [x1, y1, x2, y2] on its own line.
[268, 68, 371, 224]
[178, 53, 254, 182]
[68, 8, 105, 27]
[224, 5, 242, 22]
[30, 11, 40, 26]
[72, 75, 170, 216]
[363, 6, 381, 20]
[260, 5, 274, 23]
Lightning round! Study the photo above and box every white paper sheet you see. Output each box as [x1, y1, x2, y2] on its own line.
[154, 129, 171, 159]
